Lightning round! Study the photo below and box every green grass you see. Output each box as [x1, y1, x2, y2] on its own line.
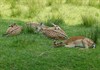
[0, 0, 100, 19]
[81, 15, 98, 27]
[0, 18, 100, 70]
[0, 0, 100, 70]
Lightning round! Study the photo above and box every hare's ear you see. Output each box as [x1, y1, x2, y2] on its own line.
[52, 23, 56, 26]
[9, 23, 16, 27]
[40, 22, 43, 25]
[13, 23, 16, 25]
[9, 24, 13, 27]
[40, 22, 44, 26]
[52, 23, 59, 28]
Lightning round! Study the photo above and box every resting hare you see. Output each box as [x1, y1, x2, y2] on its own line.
[54, 36, 95, 49]
[39, 23, 68, 40]
[3, 23, 22, 36]
[26, 22, 48, 33]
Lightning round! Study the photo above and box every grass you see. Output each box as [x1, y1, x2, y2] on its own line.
[90, 25, 99, 44]
[0, 18, 100, 70]
[43, 16, 65, 26]
[0, 0, 100, 18]
[0, 0, 100, 70]
[81, 15, 98, 27]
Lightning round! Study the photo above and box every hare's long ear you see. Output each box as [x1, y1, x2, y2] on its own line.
[52, 23, 56, 26]
[40, 22, 45, 27]
[9, 24, 13, 27]
[52, 23, 61, 30]
[13, 23, 16, 25]
[40, 22, 44, 25]
[10, 23, 16, 26]
[40, 22, 43, 25]
[10, 23, 16, 27]
[36, 22, 44, 32]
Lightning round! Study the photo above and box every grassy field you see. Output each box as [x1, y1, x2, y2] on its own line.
[0, 0, 100, 70]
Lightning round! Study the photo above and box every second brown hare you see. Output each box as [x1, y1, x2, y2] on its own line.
[53, 36, 96, 49]
[3, 23, 22, 36]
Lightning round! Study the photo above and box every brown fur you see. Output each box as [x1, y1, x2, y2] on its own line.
[3, 24, 22, 36]
[40, 24, 67, 40]
[42, 28, 67, 40]
[52, 24, 66, 36]
[54, 36, 95, 48]
[26, 22, 48, 32]
[26, 22, 40, 29]
[64, 36, 85, 44]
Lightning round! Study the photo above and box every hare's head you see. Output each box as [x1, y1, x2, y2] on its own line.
[9, 23, 17, 27]
[36, 23, 47, 32]
[52, 23, 61, 30]
[53, 40, 64, 47]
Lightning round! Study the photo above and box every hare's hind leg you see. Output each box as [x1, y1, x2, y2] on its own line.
[82, 39, 89, 49]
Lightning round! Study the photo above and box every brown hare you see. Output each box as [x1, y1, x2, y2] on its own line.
[26, 22, 48, 32]
[51, 23, 66, 36]
[41, 28, 67, 40]
[53, 36, 95, 49]
[26, 22, 40, 29]
[3, 23, 22, 36]
[40, 23, 68, 40]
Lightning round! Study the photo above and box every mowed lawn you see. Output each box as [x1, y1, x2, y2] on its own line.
[0, 18, 100, 70]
